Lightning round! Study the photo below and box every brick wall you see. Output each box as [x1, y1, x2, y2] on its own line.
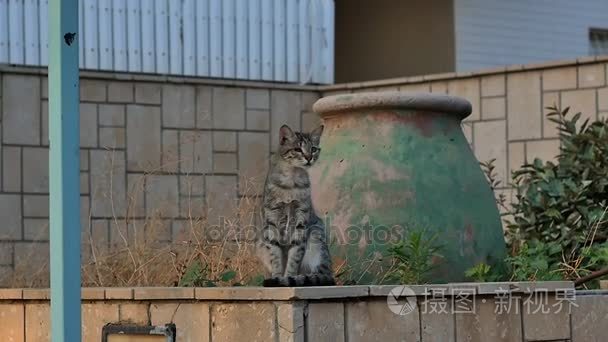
[0, 284, 606, 341]
[322, 57, 608, 223]
[0, 67, 321, 286]
[1, 57, 607, 285]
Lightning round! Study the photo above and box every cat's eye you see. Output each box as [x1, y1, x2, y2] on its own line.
[293, 148, 303, 153]
[311, 147, 319, 153]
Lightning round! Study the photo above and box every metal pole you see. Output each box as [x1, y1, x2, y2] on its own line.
[48, 0, 81, 341]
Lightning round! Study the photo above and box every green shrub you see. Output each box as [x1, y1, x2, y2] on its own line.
[506, 105, 608, 250]
[469, 105, 608, 287]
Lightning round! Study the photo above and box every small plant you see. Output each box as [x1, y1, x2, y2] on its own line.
[178, 260, 214, 287]
[562, 240, 608, 287]
[465, 263, 496, 282]
[480, 158, 508, 212]
[246, 274, 266, 286]
[178, 260, 240, 287]
[506, 240, 564, 281]
[386, 230, 443, 284]
[579, 242, 608, 276]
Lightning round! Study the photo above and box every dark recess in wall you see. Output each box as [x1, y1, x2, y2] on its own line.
[334, 0, 456, 83]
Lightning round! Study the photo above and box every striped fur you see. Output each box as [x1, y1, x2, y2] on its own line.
[256, 124, 335, 287]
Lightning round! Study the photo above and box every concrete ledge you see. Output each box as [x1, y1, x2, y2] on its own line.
[318, 55, 608, 92]
[104, 287, 134, 300]
[3, 55, 607, 94]
[474, 280, 574, 294]
[369, 284, 449, 296]
[0, 289, 23, 300]
[0, 64, 320, 92]
[195, 285, 370, 300]
[133, 287, 195, 300]
[22, 289, 49, 300]
[370, 281, 574, 296]
[0, 281, 575, 301]
[81, 288, 105, 300]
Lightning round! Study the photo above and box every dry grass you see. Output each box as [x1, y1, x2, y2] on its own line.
[81, 197, 264, 287]
[79, 162, 270, 287]
[2, 144, 270, 288]
[3, 196, 267, 288]
[2, 145, 367, 288]
[558, 205, 608, 286]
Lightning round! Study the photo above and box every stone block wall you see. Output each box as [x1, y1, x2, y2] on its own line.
[0, 283, 606, 341]
[322, 56, 608, 223]
[0, 67, 321, 286]
[1, 57, 607, 285]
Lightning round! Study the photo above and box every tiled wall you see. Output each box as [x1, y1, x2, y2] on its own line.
[1, 57, 607, 285]
[0, 67, 321, 285]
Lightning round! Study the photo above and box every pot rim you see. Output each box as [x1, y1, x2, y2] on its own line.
[313, 91, 472, 120]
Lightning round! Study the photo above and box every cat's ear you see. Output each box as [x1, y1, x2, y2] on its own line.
[279, 124, 296, 145]
[310, 125, 324, 144]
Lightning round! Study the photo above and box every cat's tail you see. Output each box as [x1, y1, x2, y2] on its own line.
[263, 273, 336, 287]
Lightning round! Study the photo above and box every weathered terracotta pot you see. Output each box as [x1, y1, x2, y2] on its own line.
[309, 92, 505, 284]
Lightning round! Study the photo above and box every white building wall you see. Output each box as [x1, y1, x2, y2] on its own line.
[0, 0, 335, 84]
[454, 0, 608, 71]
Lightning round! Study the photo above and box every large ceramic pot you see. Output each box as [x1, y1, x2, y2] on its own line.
[309, 92, 505, 284]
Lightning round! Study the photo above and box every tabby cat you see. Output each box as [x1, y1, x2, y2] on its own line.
[257, 124, 335, 287]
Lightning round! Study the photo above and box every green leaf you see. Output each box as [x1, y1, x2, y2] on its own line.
[220, 270, 237, 282]
[545, 208, 561, 219]
[203, 280, 217, 287]
[248, 274, 265, 286]
[386, 230, 443, 284]
[178, 260, 205, 287]
[530, 258, 548, 271]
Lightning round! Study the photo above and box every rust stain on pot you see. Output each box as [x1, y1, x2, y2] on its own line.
[331, 208, 355, 244]
[362, 191, 380, 210]
[358, 215, 371, 250]
[464, 223, 474, 242]
[431, 255, 443, 266]
[310, 159, 349, 213]
[358, 234, 368, 250]
[368, 158, 408, 182]
[373, 111, 435, 137]
[458, 223, 476, 257]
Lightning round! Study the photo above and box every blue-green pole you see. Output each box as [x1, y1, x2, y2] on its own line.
[49, 0, 81, 341]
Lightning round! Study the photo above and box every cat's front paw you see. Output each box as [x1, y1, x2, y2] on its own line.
[263, 277, 283, 287]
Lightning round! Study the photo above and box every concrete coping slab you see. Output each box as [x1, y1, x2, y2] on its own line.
[3, 55, 607, 94]
[369, 281, 574, 296]
[0, 281, 576, 301]
[312, 91, 473, 120]
[576, 289, 608, 296]
[195, 285, 370, 300]
[0, 64, 320, 92]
